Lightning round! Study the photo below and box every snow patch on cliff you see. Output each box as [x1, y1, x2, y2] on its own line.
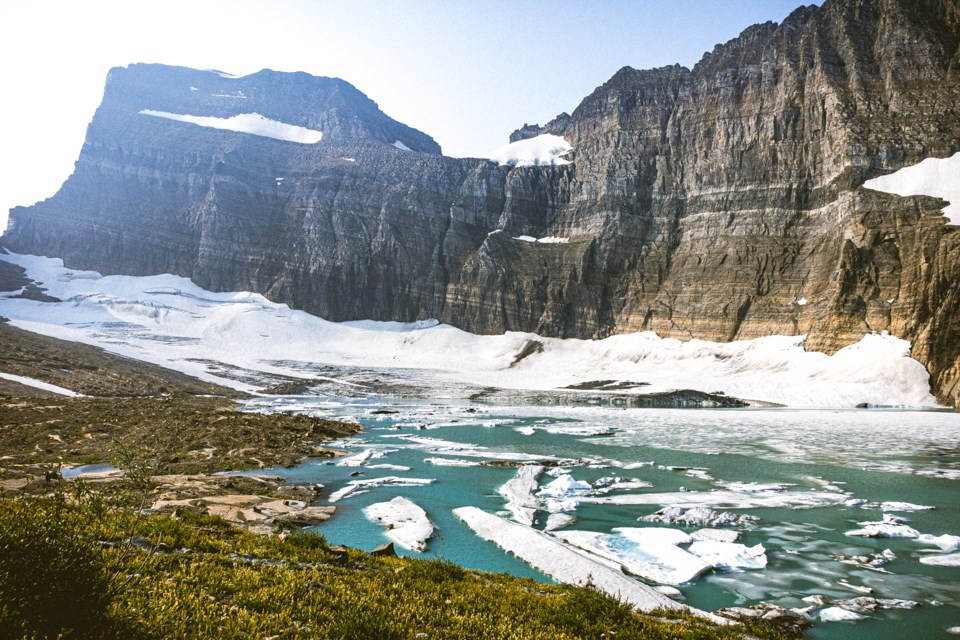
[488, 134, 572, 167]
[140, 110, 323, 144]
[863, 152, 960, 226]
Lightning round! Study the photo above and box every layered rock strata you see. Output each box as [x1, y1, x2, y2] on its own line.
[4, 0, 960, 404]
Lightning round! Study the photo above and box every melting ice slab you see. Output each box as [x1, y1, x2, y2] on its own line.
[452, 507, 687, 613]
[555, 529, 712, 585]
[363, 496, 434, 552]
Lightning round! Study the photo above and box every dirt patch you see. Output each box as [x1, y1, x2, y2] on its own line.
[0, 322, 229, 397]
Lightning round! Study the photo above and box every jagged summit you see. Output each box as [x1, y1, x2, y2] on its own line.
[99, 63, 441, 153]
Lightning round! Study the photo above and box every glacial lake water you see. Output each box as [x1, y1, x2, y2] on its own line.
[243, 396, 960, 639]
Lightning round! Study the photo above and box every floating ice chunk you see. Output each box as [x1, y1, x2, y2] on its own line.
[834, 596, 919, 613]
[590, 478, 654, 495]
[879, 501, 935, 512]
[453, 507, 687, 612]
[624, 461, 656, 469]
[327, 476, 435, 502]
[687, 540, 767, 571]
[585, 489, 848, 509]
[542, 498, 579, 512]
[363, 496, 434, 552]
[919, 552, 960, 567]
[684, 468, 714, 481]
[917, 534, 960, 551]
[516, 426, 536, 436]
[544, 513, 576, 532]
[819, 606, 864, 622]
[846, 515, 920, 538]
[498, 465, 544, 525]
[863, 151, 960, 225]
[691, 529, 741, 543]
[139, 110, 323, 144]
[424, 457, 481, 467]
[538, 474, 592, 498]
[640, 506, 759, 528]
[488, 133, 572, 167]
[557, 528, 711, 586]
[835, 548, 896, 570]
[716, 481, 792, 493]
[337, 449, 375, 467]
[365, 464, 411, 471]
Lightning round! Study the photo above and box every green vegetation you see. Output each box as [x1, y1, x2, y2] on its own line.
[0, 489, 797, 640]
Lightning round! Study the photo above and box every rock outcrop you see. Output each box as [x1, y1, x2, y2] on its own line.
[4, 0, 960, 405]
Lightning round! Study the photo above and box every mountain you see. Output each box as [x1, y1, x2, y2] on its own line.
[4, 0, 960, 406]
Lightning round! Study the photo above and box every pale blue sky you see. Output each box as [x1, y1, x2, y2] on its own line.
[0, 0, 818, 231]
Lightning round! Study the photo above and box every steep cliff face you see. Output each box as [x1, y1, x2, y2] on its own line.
[4, 0, 960, 405]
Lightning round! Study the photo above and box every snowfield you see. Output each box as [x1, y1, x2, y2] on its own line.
[863, 151, 960, 226]
[0, 252, 940, 408]
[488, 133, 573, 167]
[139, 110, 323, 143]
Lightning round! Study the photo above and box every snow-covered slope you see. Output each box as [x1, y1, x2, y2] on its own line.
[863, 152, 960, 225]
[487, 134, 572, 167]
[140, 110, 323, 143]
[0, 252, 938, 408]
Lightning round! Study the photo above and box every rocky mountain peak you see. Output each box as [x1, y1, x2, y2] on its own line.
[98, 63, 441, 154]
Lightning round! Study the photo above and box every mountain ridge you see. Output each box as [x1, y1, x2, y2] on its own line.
[4, 0, 960, 406]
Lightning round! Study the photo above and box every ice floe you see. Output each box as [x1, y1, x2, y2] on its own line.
[498, 465, 543, 525]
[691, 528, 741, 543]
[819, 606, 864, 622]
[845, 515, 920, 539]
[917, 534, 960, 551]
[919, 553, 960, 567]
[327, 476, 435, 502]
[879, 501, 935, 512]
[487, 133, 572, 167]
[556, 528, 711, 585]
[835, 549, 897, 570]
[686, 540, 767, 571]
[139, 110, 324, 143]
[363, 496, 434, 552]
[452, 507, 687, 613]
[583, 488, 850, 509]
[640, 506, 758, 527]
[424, 457, 481, 467]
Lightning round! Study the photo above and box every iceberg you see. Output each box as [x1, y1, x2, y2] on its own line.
[327, 476, 435, 502]
[498, 465, 544, 525]
[687, 540, 767, 571]
[363, 496, 434, 552]
[558, 528, 711, 585]
[918, 553, 960, 567]
[452, 507, 689, 613]
[845, 515, 920, 539]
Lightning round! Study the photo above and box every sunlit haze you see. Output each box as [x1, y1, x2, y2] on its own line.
[0, 0, 814, 232]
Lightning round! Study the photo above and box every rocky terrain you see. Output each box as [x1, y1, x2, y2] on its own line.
[4, 0, 960, 404]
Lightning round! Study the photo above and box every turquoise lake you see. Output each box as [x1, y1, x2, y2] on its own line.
[240, 395, 960, 639]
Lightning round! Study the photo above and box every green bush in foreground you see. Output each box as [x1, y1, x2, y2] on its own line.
[0, 495, 794, 640]
[0, 494, 136, 639]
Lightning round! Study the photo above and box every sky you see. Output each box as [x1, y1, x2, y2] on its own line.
[0, 0, 816, 232]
